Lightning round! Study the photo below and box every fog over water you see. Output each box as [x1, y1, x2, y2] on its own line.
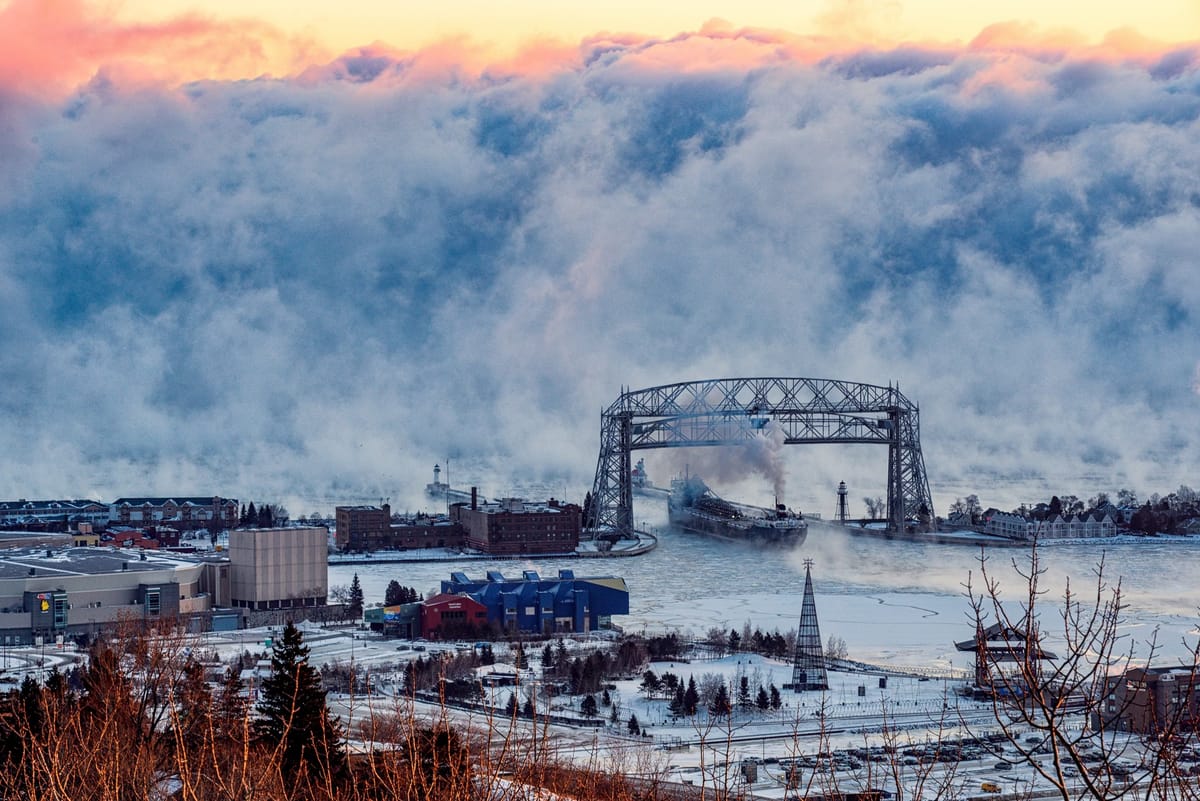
[331, 499, 1200, 669]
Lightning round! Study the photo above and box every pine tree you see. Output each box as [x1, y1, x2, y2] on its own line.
[522, 696, 535, 718]
[627, 713, 641, 735]
[505, 692, 519, 717]
[385, 579, 404, 606]
[215, 664, 248, 740]
[769, 684, 782, 710]
[709, 682, 731, 717]
[756, 685, 770, 711]
[683, 676, 699, 716]
[581, 694, 598, 716]
[347, 573, 364, 620]
[541, 643, 555, 673]
[669, 683, 685, 716]
[245, 502, 257, 527]
[255, 621, 345, 782]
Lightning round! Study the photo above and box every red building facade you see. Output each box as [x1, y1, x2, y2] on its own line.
[420, 593, 489, 639]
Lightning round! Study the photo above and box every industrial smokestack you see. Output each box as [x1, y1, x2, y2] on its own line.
[471, 486, 478, 511]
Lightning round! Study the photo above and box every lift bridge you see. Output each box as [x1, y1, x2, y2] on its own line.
[585, 377, 934, 538]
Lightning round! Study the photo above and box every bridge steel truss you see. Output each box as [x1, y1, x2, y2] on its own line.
[586, 377, 934, 538]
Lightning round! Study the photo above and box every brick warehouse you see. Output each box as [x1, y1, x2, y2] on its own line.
[449, 490, 581, 555]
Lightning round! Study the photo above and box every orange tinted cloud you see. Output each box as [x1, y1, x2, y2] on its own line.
[0, 0, 319, 96]
[2, 0, 1197, 98]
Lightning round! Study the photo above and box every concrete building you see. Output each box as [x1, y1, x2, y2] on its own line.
[228, 527, 327, 610]
[441, 569, 628, 634]
[1095, 666, 1200, 734]
[110, 496, 239, 531]
[450, 492, 581, 555]
[0, 547, 211, 645]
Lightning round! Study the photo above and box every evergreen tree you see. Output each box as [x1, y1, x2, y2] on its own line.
[347, 573, 364, 620]
[601, 688, 612, 706]
[769, 684, 782, 710]
[385, 580, 404, 606]
[581, 694, 598, 717]
[627, 713, 641, 735]
[255, 621, 345, 782]
[505, 692, 519, 717]
[245, 502, 257, 527]
[640, 669, 661, 698]
[541, 643, 555, 673]
[708, 682, 731, 717]
[522, 696, 535, 718]
[728, 629, 741, 652]
[756, 686, 770, 711]
[669, 683, 685, 716]
[479, 644, 495, 665]
[215, 665, 248, 740]
[683, 677, 699, 716]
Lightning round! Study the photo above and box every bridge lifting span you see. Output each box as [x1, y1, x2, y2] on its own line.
[586, 377, 934, 538]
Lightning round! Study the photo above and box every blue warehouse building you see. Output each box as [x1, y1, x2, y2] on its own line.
[441, 569, 629, 634]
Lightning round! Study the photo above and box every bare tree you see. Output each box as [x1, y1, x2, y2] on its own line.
[965, 540, 1200, 801]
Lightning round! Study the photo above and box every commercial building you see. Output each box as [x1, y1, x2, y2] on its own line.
[0, 526, 330, 643]
[228, 527, 327, 610]
[109, 496, 239, 531]
[364, 602, 422, 638]
[450, 492, 581, 555]
[441, 569, 628, 634]
[0, 547, 209, 645]
[1095, 666, 1200, 734]
[421, 593, 489, 640]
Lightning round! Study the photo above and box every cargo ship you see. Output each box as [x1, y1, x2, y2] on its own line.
[668, 475, 807, 546]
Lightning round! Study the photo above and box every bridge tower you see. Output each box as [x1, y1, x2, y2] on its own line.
[791, 560, 829, 692]
[585, 378, 934, 539]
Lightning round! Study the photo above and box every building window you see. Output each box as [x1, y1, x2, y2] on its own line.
[146, 590, 161, 617]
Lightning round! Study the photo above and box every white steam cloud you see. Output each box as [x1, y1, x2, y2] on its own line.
[1, 33, 1198, 517]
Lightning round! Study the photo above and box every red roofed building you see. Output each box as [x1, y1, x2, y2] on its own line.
[421, 593, 488, 640]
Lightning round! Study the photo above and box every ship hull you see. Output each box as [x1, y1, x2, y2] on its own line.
[667, 504, 807, 546]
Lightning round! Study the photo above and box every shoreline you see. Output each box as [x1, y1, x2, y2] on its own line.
[327, 529, 657, 565]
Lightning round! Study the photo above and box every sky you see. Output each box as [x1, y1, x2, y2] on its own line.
[1, 0, 1199, 516]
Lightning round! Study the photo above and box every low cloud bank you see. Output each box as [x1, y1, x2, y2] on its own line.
[1, 27, 1198, 515]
